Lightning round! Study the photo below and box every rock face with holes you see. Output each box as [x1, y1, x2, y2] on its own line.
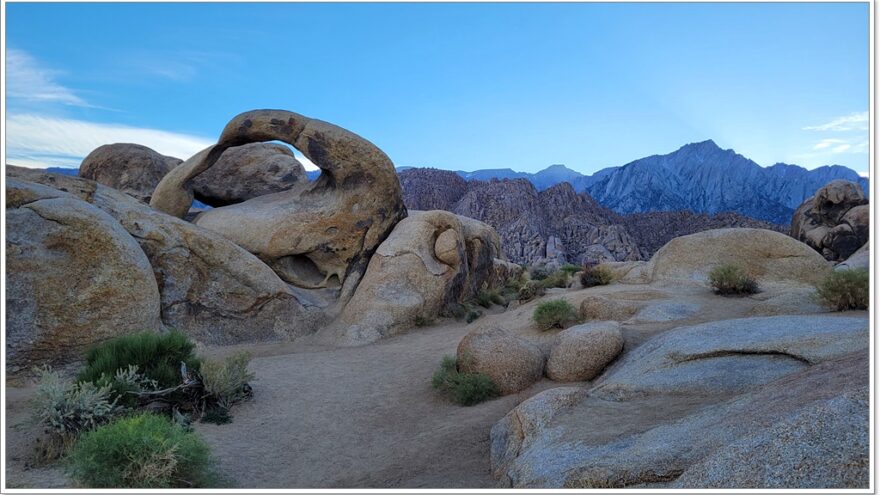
[791, 180, 869, 261]
[324, 210, 509, 345]
[6, 166, 325, 346]
[191, 142, 308, 206]
[6, 178, 163, 375]
[152, 109, 407, 299]
[79, 143, 182, 203]
[490, 314, 869, 488]
[647, 228, 831, 286]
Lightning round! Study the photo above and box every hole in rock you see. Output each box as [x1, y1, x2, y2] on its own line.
[270, 253, 340, 289]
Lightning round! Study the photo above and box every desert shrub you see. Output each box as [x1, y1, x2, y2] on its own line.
[440, 302, 468, 320]
[816, 269, 869, 311]
[708, 264, 758, 295]
[518, 280, 547, 301]
[581, 264, 615, 288]
[466, 307, 483, 323]
[560, 263, 582, 275]
[67, 413, 215, 488]
[529, 264, 552, 281]
[475, 289, 506, 308]
[414, 315, 435, 327]
[31, 367, 120, 460]
[431, 355, 499, 406]
[539, 270, 570, 289]
[77, 331, 200, 407]
[533, 299, 578, 330]
[198, 352, 254, 420]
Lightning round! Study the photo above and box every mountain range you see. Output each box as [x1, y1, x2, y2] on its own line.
[412, 140, 867, 225]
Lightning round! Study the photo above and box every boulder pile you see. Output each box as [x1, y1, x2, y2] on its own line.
[6, 109, 517, 377]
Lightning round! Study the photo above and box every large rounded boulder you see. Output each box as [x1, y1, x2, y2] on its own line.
[324, 210, 506, 345]
[79, 143, 182, 203]
[791, 180, 869, 261]
[647, 228, 831, 286]
[6, 179, 163, 376]
[8, 166, 325, 346]
[457, 326, 544, 394]
[191, 142, 308, 206]
[546, 321, 624, 382]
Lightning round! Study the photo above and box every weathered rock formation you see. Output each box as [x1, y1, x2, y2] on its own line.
[546, 321, 624, 382]
[646, 228, 831, 287]
[791, 180, 869, 261]
[325, 210, 509, 345]
[490, 315, 869, 488]
[6, 178, 163, 374]
[399, 167, 787, 265]
[8, 166, 326, 347]
[152, 109, 407, 299]
[79, 143, 182, 203]
[457, 326, 545, 394]
[191, 142, 308, 206]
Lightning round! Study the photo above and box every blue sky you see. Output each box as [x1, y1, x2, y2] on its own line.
[5, 2, 870, 175]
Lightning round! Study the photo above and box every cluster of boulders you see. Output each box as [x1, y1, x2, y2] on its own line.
[6, 109, 516, 376]
[448, 225, 868, 488]
[791, 179, 869, 262]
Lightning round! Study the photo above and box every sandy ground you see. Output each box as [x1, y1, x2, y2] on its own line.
[5, 282, 866, 489]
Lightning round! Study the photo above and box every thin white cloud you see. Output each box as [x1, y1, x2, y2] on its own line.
[831, 144, 852, 153]
[5, 113, 321, 171]
[6, 48, 90, 107]
[6, 114, 214, 168]
[813, 138, 846, 150]
[803, 111, 869, 132]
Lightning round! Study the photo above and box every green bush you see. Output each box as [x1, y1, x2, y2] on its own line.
[528, 264, 552, 281]
[539, 270, 570, 289]
[708, 264, 758, 295]
[518, 280, 547, 301]
[466, 308, 483, 323]
[31, 367, 120, 460]
[816, 269, 869, 311]
[68, 413, 216, 488]
[581, 264, 615, 288]
[533, 299, 578, 330]
[475, 289, 506, 308]
[77, 330, 200, 404]
[440, 302, 468, 320]
[199, 352, 254, 417]
[560, 263, 582, 275]
[431, 355, 499, 406]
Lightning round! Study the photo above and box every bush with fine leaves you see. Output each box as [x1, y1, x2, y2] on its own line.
[199, 352, 254, 423]
[708, 264, 758, 295]
[533, 299, 579, 330]
[77, 330, 200, 407]
[68, 412, 217, 488]
[816, 268, 869, 311]
[432, 355, 499, 406]
[31, 367, 120, 460]
[580, 264, 615, 288]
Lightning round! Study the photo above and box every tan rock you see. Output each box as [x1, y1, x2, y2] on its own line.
[191, 142, 307, 206]
[648, 228, 831, 286]
[6, 179, 162, 375]
[580, 295, 640, 321]
[457, 326, 545, 394]
[836, 242, 869, 272]
[546, 321, 624, 382]
[791, 180, 868, 261]
[7, 166, 325, 344]
[152, 109, 407, 297]
[325, 210, 503, 345]
[79, 143, 181, 202]
[434, 229, 461, 266]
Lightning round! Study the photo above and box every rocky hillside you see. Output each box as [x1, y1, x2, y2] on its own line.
[399, 168, 784, 264]
[428, 140, 868, 225]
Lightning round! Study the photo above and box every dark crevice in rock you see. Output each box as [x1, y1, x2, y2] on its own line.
[673, 349, 812, 366]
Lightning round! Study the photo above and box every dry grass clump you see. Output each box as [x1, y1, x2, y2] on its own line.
[816, 269, 868, 311]
[533, 299, 579, 330]
[708, 264, 758, 295]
